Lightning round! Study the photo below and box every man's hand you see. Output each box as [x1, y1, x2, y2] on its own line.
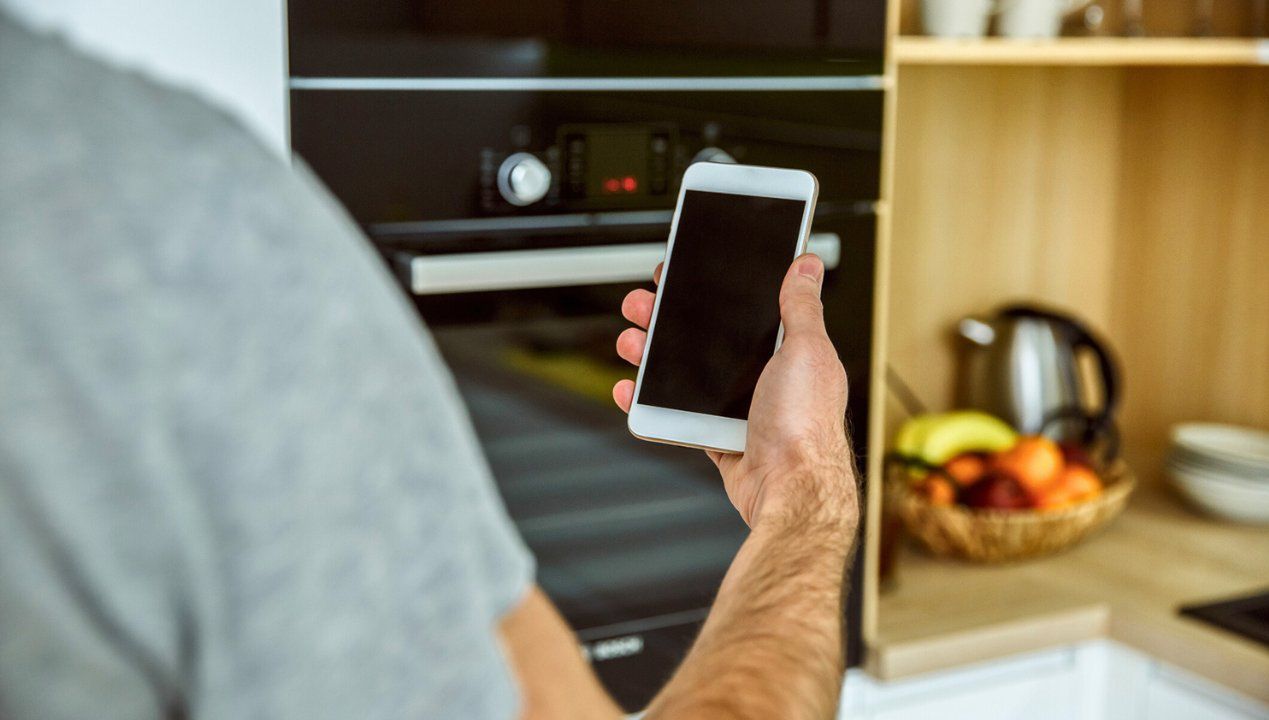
[613, 254, 856, 530]
[500, 256, 861, 720]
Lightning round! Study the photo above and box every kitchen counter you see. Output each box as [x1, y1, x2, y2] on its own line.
[870, 480, 1269, 703]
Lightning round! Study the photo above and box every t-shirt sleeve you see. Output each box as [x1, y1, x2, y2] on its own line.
[296, 158, 536, 624]
[449, 401, 538, 620]
[406, 322, 538, 622]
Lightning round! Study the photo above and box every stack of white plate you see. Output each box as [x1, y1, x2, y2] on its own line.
[1166, 423, 1269, 524]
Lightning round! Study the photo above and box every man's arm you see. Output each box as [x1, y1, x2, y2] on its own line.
[502, 508, 855, 720]
[643, 485, 856, 719]
[501, 254, 859, 720]
[639, 251, 859, 719]
[499, 586, 626, 720]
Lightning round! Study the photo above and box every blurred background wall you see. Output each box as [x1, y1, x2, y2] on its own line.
[1, 0, 289, 153]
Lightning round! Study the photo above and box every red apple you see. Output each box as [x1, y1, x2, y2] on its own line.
[960, 471, 1032, 510]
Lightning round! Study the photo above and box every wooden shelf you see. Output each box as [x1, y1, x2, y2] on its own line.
[885, 42, 1269, 484]
[894, 37, 1269, 66]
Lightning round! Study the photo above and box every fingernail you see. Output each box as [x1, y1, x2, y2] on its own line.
[797, 256, 823, 282]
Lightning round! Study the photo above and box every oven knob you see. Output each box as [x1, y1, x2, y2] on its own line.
[497, 152, 552, 206]
[692, 147, 735, 165]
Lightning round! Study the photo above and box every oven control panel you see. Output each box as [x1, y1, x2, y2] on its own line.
[481, 123, 688, 213]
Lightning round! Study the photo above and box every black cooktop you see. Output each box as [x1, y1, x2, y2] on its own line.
[1181, 588, 1269, 648]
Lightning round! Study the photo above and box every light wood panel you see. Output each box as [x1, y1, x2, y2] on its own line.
[887, 65, 1125, 434]
[896, 37, 1269, 66]
[885, 63, 1267, 482]
[862, 0, 906, 657]
[1109, 67, 1269, 480]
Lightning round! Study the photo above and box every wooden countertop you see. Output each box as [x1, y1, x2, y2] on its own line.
[869, 480, 1269, 703]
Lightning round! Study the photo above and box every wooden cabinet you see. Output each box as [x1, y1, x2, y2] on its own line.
[877, 5, 1269, 485]
[862, 0, 1269, 698]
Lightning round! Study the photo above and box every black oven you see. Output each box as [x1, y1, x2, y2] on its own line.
[288, 2, 886, 710]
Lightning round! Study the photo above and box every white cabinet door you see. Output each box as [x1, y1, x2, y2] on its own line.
[845, 647, 1083, 720]
[843, 641, 1268, 720]
[1143, 667, 1269, 720]
[871, 673, 1078, 720]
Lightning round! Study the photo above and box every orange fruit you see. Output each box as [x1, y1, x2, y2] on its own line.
[922, 476, 956, 506]
[1036, 465, 1103, 511]
[1035, 485, 1077, 511]
[1061, 465, 1103, 500]
[992, 436, 1064, 496]
[943, 453, 988, 487]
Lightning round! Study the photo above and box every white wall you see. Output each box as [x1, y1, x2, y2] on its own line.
[2, 0, 290, 154]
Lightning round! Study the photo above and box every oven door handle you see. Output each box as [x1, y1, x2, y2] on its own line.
[401, 232, 841, 295]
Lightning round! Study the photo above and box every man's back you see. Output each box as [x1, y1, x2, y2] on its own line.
[0, 15, 531, 719]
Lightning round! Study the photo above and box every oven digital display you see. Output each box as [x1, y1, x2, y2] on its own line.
[561, 124, 671, 201]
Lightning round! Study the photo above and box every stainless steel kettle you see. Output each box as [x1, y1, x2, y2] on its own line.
[956, 305, 1120, 448]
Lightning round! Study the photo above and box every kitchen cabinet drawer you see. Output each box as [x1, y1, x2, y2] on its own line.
[870, 673, 1079, 720]
[843, 641, 1268, 720]
[1142, 667, 1269, 720]
[842, 647, 1085, 720]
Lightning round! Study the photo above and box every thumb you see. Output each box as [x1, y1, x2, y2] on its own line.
[778, 253, 827, 339]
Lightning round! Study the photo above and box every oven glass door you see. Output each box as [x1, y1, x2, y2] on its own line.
[411, 210, 875, 709]
[434, 314, 745, 633]
[427, 286, 746, 709]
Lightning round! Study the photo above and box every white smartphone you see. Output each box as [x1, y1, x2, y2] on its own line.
[627, 162, 819, 454]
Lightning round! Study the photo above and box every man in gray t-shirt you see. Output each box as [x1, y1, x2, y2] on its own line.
[1, 11, 862, 720]
[0, 14, 531, 718]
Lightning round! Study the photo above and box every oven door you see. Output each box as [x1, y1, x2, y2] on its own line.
[400, 210, 875, 710]
[433, 315, 742, 708]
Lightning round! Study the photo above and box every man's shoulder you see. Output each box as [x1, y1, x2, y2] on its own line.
[0, 15, 295, 231]
[0, 13, 366, 320]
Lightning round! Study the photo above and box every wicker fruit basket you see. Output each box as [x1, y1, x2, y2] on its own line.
[892, 460, 1136, 563]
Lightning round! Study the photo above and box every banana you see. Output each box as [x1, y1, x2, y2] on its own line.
[894, 411, 1017, 466]
[895, 413, 941, 458]
[919, 411, 1017, 465]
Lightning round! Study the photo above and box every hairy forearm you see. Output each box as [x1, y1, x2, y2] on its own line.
[645, 470, 860, 720]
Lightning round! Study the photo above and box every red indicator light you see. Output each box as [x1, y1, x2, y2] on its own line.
[603, 178, 621, 193]
[622, 176, 638, 192]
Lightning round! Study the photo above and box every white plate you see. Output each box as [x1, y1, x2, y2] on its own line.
[1169, 445, 1267, 482]
[1171, 423, 1269, 478]
[1167, 463, 1269, 524]
[1167, 453, 1267, 488]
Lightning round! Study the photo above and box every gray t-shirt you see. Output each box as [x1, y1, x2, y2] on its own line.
[0, 16, 533, 720]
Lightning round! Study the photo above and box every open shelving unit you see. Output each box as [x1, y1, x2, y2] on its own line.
[861, 0, 1269, 680]
[876, 4, 1269, 486]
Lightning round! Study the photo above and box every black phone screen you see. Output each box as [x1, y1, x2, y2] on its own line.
[638, 189, 808, 420]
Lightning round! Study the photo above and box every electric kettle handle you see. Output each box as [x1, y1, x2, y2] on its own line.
[1068, 319, 1121, 432]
